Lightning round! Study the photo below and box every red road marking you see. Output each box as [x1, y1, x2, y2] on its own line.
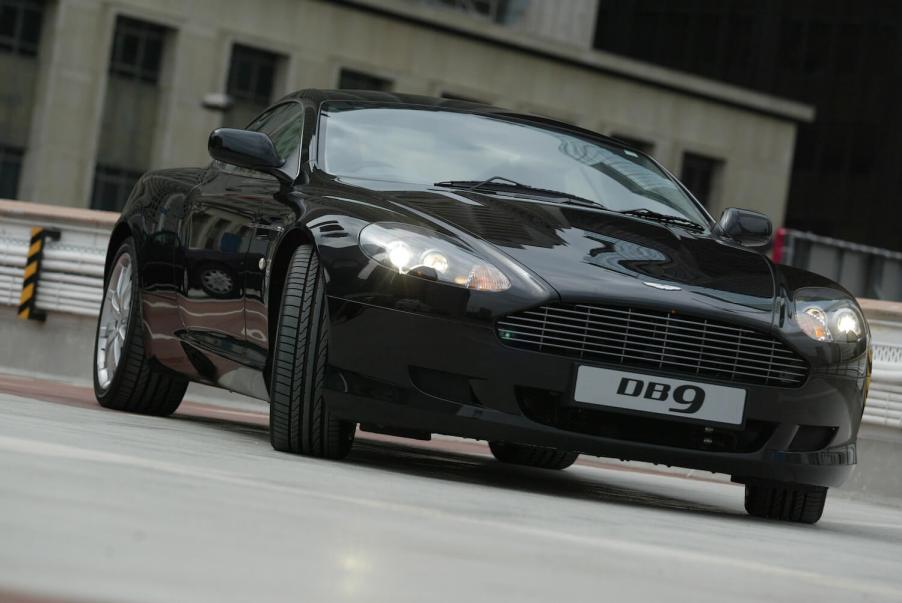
[0, 588, 96, 603]
[0, 373, 267, 426]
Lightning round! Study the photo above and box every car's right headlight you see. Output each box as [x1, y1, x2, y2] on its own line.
[359, 222, 511, 292]
[794, 289, 866, 344]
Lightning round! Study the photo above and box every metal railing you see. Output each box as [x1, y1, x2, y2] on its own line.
[865, 342, 902, 429]
[861, 300, 902, 430]
[0, 200, 115, 317]
[773, 228, 902, 301]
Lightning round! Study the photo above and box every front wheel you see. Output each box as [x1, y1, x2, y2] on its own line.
[93, 238, 187, 415]
[743, 481, 828, 524]
[489, 441, 579, 470]
[268, 245, 355, 458]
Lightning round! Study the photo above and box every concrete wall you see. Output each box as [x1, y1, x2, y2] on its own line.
[12, 0, 809, 227]
[0, 305, 96, 381]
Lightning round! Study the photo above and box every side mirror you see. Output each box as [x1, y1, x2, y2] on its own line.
[208, 128, 289, 183]
[714, 208, 773, 247]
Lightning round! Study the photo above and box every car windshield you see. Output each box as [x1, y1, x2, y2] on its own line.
[318, 102, 710, 228]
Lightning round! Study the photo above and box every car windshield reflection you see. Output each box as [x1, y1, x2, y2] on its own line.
[318, 102, 709, 229]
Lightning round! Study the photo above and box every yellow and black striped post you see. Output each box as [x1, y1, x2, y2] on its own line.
[17, 227, 60, 322]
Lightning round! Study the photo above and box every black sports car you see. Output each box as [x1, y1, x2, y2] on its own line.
[94, 90, 870, 524]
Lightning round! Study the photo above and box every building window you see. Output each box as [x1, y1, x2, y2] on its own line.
[0, 145, 23, 199]
[108, 17, 165, 84]
[338, 68, 393, 92]
[0, 0, 43, 56]
[91, 165, 143, 212]
[680, 152, 723, 207]
[611, 134, 655, 155]
[227, 44, 278, 105]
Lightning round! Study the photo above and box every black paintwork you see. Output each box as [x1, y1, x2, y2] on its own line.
[108, 90, 869, 487]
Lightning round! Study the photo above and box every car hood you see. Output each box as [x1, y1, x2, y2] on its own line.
[336, 180, 779, 320]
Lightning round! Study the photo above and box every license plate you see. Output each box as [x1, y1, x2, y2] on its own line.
[573, 366, 746, 425]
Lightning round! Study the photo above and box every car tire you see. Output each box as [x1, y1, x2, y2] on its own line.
[744, 481, 827, 524]
[93, 238, 188, 416]
[489, 441, 579, 470]
[269, 244, 355, 458]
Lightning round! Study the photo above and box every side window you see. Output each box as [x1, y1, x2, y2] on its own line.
[271, 118, 303, 159]
[246, 103, 294, 134]
[247, 102, 303, 160]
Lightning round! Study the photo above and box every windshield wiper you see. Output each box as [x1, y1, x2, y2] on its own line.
[434, 176, 603, 209]
[619, 208, 706, 232]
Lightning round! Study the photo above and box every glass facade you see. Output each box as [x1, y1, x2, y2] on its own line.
[593, 0, 902, 249]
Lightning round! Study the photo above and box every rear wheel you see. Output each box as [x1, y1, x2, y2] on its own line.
[743, 481, 828, 524]
[269, 245, 355, 458]
[93, 239, 187, 415]
[489, 441, 578, 470]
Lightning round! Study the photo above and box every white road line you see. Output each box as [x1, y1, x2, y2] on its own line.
[1, 433, 901, 599]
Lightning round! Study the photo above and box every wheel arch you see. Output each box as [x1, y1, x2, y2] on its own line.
[105, 221, 133, 283]
[264, 226, 318, 389]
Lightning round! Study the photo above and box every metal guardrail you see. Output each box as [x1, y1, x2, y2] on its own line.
[865, 342, 902, 429]
[773, 228, 902, 301]
[1, 200, 901, 433]
[0, 200, 115, 317]
[860, 300, 902, 430]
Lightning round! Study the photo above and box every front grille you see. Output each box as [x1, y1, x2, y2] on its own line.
[497, 304, 808, 387]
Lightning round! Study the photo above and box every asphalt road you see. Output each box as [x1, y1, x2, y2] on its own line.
[1, 374, 902, 603]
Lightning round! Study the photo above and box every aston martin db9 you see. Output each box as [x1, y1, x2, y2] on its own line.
[94, 90, 870, 523]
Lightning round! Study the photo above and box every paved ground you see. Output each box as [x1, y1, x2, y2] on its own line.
[1, 375, 902, 603]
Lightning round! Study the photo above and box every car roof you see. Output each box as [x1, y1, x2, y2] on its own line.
[282, 89, 628, 151]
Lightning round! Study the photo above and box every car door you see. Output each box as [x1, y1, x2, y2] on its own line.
[176, 102, 302, 386]
[240, 102, 307, 371]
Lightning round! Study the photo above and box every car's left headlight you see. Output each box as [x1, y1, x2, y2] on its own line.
[359, 222, 511, 292]
[794, 290, 866, 344]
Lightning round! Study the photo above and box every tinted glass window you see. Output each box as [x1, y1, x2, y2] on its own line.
[247, 102, 303, 159]
[227, 45, 278, 105]
[0, 0, 44, 56]
[91, 164, 143, 212]
[270, 116, 303, 159]
[108, 17, 165, 84]
[680, 152, 723, 207]
[247, 103, 295, 134]
[320, 104, 709, 226]
[0, 144, 23, 198]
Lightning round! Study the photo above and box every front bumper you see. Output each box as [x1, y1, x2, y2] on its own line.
[326, 298, 863, 487]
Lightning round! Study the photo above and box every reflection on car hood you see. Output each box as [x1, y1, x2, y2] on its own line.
[371, 185, 777, 315]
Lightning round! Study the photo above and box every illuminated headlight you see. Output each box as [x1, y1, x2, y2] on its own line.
[359, 223, 511, 292]
[794, 290, 866, 344]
